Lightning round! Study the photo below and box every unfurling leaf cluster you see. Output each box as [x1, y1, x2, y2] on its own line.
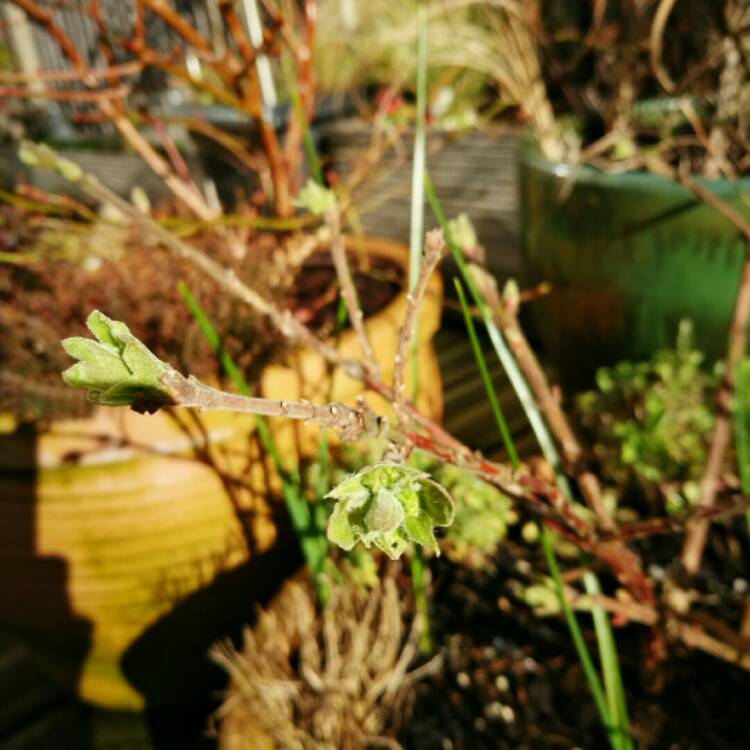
[61, 310, 174, 413]
[326, 463, 455, 559]
[294, 179, 337, 217]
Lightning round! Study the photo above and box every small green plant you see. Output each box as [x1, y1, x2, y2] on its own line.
[60, 309, 456, 565]
[413, 454, 516, 566]
[61, 311, 174, 412]
[577, 322, 717, 514]
[326, 463, 454, 559]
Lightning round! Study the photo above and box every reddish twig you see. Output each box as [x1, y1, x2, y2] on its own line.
[0, 61, 142, 83]
[142, 0, 211, 54]
[8, 0, 86, 71]
[0, 84, 130, 101]
[216, 0, 257, 67]
[281, 0, 317, 195]
[471, 264, 653, 603]
[143, 113, 196, 185]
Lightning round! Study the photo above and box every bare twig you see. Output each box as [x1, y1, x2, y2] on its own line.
[676, 172, 750, 574]
[650, 0, 677, 92]
[25, 141, 649, 577]
[8, 0, 221, 222]
[161, 369, 387, 441]
[0, 61, 142, 83]
[0, 84, 130, 101]
[281, 0, 318, 196]
[325, 205, 380, 377]
[21, 141, 359, 375]
[20, 140, 468, 470]
[392, 229, 444, 416]
[110, 112, 221, 221]
[470, 264, 654, 603]
[472, 266, 614, 530]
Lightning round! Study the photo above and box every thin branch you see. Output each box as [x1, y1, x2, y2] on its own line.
[216, 0, 257, 65]
[469, 264, 654, 603]
[568, 580, 750, 673]
[282, 0, 318, 193]
[392, 229, 444, 415]
[650, 0, 677, 93]
[23, 142, 603, 550]
[8, 0, 86, 71]
[142, 0, 212, 54]
[676, 172, 750, 574]
[8, 0, 220, 222]
[22, 141, 361, 377]
[472, 266, 615, 530]
[167, 115, 265, 173]
[0, 84, 130, 101]
[325, 204, 379, 378]
[0, 61, 142, 83]
[161, 369, 386, 441]
[107, 109, 221, 221]
[20, 140, 463, 465]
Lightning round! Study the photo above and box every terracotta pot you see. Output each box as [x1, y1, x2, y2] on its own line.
[0, 236, 443, 710]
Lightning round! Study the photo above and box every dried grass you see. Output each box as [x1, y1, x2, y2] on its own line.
[316, 0, 563, 160]
[211, 574, 440, 750]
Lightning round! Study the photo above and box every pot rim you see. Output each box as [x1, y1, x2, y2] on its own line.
[519, 135, 750, 198]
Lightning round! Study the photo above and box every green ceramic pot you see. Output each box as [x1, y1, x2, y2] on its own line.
[518, 142, 750, 385]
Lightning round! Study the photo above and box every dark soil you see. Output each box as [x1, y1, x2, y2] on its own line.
[399, 526, 750, 750]
[285, 249, 403, 336]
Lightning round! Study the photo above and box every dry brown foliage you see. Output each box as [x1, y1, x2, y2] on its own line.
[211, 574, 440, 750]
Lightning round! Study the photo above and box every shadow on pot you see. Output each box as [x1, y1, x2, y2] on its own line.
[0, 421, 94, 739]
[120, 526, 301, 749]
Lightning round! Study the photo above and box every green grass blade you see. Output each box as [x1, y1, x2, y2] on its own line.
[584, 572, 633, 750]
[455, 278, 622, 746]
[425, 178, 625, 748]
[408, 0, 431, 651]
[542, 528, 618, 747]
[454, 277, 519, 469]
[177, 282, 249, 394]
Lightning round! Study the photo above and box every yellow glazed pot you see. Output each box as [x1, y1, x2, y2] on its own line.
[0, 236, 443, 710]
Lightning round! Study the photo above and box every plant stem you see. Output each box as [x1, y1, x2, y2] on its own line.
[408, 0, 431, 651]
[674, 176, 750, 574]
[584, 572, 633, 750]
[427, 173, 626, 748]
[394, 230, 444, 415]
[325, 206, 379, 378]
[455, 278, 519, 468]
[735, 359, 750, 535]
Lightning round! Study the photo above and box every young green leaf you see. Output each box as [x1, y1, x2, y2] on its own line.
[294, 179, 336, 216]
[61, 310, 174, 413]
[325, 463, 454, 559]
